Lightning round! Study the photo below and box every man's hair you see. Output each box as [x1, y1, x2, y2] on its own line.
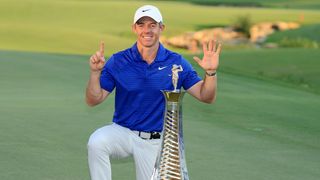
[135, 18, 164, 26]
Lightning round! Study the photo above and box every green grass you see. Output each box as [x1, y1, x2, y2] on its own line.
[187, 48, 320, 93]
[265, 24, 320, 47]
[1, 50, 320, 180]
[155, 0, 320, 9]
[1, 0, 320, 55]
[1, 0, 320, 179]
[260, 0, 320, 9]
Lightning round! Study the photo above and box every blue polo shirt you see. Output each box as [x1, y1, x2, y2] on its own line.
[100, 43, 201, 132]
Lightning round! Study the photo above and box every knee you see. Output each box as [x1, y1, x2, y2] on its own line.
[87, 127, 117, 154]
[87, 131, 106, 152]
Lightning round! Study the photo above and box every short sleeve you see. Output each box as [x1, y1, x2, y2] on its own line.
[100, 56, 116, 93]
[181, 58, 202, 90]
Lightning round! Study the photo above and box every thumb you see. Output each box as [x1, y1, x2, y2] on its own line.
[100, 56, 106, 64]
[98, 58, 106, 68]
[193, 56, 201, 64]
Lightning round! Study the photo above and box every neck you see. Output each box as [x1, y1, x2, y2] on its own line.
[137, 42, 160, 64]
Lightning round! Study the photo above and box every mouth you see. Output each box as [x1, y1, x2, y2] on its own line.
[142, 35, 153, 39]
[142, 35, 153, 40]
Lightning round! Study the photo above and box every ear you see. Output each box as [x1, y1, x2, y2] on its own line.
[132, 24, 137, 34]
[160, 24, 165, 32]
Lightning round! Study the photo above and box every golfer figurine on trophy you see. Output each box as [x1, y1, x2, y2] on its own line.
[151, 64, 189, 180]
[171, 64, 183, 92]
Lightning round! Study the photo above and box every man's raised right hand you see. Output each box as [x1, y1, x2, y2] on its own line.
[89, 41, 106, 72]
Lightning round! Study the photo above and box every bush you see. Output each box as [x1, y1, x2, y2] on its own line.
[232, 14, 252, 38]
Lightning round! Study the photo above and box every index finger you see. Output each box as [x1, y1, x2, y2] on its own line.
[99, 41, 105, 55]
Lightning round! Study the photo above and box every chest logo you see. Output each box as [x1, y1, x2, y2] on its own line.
[158, 66, 167, 70]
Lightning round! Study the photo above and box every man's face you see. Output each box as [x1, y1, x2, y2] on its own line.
[132, 16, 165, 48]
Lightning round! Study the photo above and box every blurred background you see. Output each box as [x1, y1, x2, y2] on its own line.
[0, 0, 319, 179]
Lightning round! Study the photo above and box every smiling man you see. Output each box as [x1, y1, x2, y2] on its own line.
[86, 4, 221, 180]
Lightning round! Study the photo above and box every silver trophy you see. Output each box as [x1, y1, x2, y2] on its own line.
[151, 64, 189, 180]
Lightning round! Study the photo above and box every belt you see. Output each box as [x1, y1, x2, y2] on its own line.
[133, 131, 161, 140]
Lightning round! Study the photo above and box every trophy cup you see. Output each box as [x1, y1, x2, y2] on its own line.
[151, 64, 189, 180]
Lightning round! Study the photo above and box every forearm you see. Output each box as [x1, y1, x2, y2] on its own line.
[86, 71, 105, 106]
[199, 72, 217, 103]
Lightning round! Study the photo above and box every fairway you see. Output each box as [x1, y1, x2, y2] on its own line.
[0, 50, 319, 180]
[1, 0, 320, 179]
[209, 48, 320, 93]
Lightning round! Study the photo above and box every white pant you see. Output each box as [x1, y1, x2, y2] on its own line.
[87, 123, 161, 180]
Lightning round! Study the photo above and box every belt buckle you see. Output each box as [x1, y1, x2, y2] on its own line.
[150, 132, 161, 139]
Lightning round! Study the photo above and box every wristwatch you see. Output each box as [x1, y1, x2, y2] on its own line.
[205, 71, 217, 77]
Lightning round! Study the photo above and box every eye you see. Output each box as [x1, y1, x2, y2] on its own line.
[150, 23, 157, 28]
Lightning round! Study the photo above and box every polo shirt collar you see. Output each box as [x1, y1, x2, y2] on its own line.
[131, 42, 167, 62]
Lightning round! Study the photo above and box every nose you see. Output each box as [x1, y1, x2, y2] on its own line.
[143, 25, 152, 33]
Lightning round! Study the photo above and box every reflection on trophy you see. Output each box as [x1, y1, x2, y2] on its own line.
[151, 64, 189, 180]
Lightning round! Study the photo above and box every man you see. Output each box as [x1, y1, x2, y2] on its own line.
[86, 5, 221, 180]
